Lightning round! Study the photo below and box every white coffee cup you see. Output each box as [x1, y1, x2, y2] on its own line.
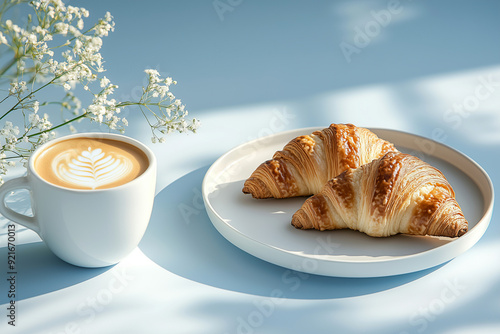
[0, 133, 157, 268]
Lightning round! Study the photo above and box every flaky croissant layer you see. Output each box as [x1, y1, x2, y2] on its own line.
[242, 123, 397, 199]
[292, 152, 468, 238]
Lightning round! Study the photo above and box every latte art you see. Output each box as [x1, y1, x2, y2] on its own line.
[54, 147, 133, 190]
[34, 137, 149, 190]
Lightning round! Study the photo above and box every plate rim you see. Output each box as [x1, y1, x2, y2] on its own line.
[202, 126, 494, 277]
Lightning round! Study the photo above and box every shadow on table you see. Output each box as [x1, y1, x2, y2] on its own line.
[139, 166, 443, 300]
[0, 242, 110, 302]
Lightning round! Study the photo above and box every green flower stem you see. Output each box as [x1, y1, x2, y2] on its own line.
[116, 101, 173, 109]
[2, 152, 27, 160]
[117, 100, 173, 124]
[26, 112, 87, 139]
[0, 63, 77, 121]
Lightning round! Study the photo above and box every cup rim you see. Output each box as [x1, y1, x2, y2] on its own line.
[29, 132, 157, 192]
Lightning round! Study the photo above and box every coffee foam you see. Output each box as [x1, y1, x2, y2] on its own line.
[34, 138, 149, 190]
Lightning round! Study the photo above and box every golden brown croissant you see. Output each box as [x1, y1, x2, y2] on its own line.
[242, 123, 397, 199]
[292, 152, 468, 238]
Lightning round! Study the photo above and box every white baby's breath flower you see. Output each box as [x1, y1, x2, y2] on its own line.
[33, 101, 39, 113]
[9, 83, 17, 95]
[29, 113, 40, 125]
[0, 31, 8, 44]
[12, 125, 19, 136]
[104, 11, 112, 22]
[26, 33, 37, 44]
[54, 22, 69, 35]
[100, 76, 110, 88]
[145, 69, 160, 83]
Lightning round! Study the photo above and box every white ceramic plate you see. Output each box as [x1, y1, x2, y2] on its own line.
[202, 128, 494, 277]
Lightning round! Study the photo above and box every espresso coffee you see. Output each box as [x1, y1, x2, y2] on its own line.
[34, 137, 149, 190]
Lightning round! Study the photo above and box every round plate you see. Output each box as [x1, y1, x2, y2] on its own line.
[202, 127, 494, 277]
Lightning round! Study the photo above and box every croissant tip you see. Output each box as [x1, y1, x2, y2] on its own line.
[291, 215, 301, 229]
[291, 210, 309, 230]
[457, 226, 468, 237]
[242, 177, 274, 199]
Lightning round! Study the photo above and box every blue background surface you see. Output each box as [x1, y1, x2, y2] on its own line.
[1, 1, 499, 333]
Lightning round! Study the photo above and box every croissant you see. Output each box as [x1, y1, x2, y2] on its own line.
[292, 152, 468, 238]
[242, 123, 397, 199]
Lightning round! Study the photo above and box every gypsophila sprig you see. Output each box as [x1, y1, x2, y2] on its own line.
[129, 69, 199, 143]
[0, 0, 199, 184]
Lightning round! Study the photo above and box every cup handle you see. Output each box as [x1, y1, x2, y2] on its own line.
[0, 176, 39, 234]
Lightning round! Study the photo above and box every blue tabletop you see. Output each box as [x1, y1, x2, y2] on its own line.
[1, 1, 499, 333]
